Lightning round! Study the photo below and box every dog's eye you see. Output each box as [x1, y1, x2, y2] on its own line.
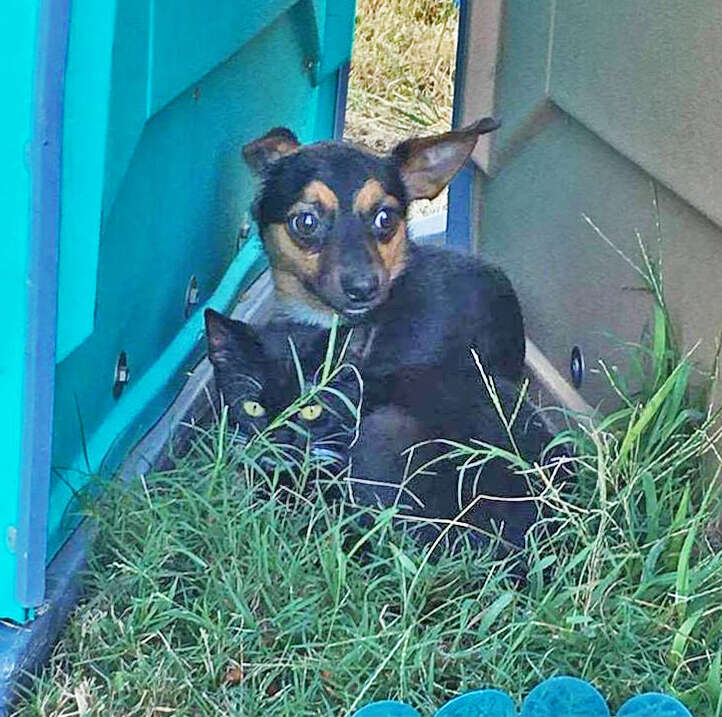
[242, 400, 266, 418]
[289, 212, 320, 237]
[373, 208, 397, 234]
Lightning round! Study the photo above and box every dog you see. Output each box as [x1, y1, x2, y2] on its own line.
[242, 119, 524, 412]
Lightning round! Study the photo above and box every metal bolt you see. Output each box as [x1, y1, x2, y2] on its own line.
[236, 212, 252, 251]
[6, 527, 16, 553]
[113, 352, 130, 399]
[184, 275, 200, 318]
[570, 346, 585, 389]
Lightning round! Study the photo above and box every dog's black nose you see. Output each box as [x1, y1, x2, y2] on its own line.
[341, 273, 380, 303]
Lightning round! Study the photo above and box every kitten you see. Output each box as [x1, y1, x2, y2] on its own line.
[204, 309, 361, 478]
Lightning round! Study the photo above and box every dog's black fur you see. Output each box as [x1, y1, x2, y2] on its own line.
[218, 316, 564, 554]
[360, 243, 524, 411]
[243, 119, 525, 436]
[234, 120, 557, 554]
[350, 383, 560, 554]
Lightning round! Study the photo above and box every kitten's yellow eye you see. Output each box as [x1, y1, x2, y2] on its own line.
[299, 403, 323, 421]
[242, 400, 266, 418]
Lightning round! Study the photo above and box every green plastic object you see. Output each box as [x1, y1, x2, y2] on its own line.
[2, 0, 355, 623]
[353, 678, 693, 716]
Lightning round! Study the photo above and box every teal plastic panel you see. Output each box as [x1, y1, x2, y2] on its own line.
[50, 0, 355, 562]
[56, 0, 117, 362]
[4, 0, 354, 621]
[319, 2, 355, 77]
[0, 3, 41, 624]
[56, 0, 354, 362]
[148, 0, 299, 114]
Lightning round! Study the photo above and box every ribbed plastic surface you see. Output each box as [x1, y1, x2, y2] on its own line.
[353, 677, 692, 717]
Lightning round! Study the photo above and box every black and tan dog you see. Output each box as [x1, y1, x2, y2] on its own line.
[230, 121, 572, 555]
[243, 119, 524, 425]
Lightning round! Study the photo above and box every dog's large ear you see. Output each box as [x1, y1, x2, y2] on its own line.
[242, 127, 301, 176]
[204, 309, 265, 370]
[391, 117, 501, 200]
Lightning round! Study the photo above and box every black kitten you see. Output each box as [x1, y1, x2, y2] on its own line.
[204, 309, 361, 475]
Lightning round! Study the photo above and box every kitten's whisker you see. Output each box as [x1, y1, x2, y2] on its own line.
[315, 437, 351, 449]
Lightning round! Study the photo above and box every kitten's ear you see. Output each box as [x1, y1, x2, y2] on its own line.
[242, 126, 301, 176]
[391, 117, 501, 200]
[204, 309, 264, 369]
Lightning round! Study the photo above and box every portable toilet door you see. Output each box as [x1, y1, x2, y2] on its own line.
[2, 0, 356, 628]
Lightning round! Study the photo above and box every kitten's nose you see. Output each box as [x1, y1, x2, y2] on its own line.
[273, 425, 307, 448]
[341, 273, 379, 303]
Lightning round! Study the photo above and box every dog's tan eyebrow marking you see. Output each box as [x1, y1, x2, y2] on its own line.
[376, 221, 408, 281]
[264, 223, 321, 275]
[296, 180, 339, 213]
[353, 178, 400, 214]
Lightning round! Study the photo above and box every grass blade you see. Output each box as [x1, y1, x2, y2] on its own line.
[618, 353, 694, 464]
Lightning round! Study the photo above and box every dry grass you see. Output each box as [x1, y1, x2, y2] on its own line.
[345, 0, 459, 151]
[344, 0, 459, 216]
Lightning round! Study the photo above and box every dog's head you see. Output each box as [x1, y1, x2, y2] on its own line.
[243, 119, 500, 324]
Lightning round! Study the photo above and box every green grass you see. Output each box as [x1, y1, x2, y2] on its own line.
[16, 3, 721, 714]
[12, 267, 722, 715]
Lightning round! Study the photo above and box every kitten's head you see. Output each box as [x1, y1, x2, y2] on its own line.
[204, 309, 361, 467]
